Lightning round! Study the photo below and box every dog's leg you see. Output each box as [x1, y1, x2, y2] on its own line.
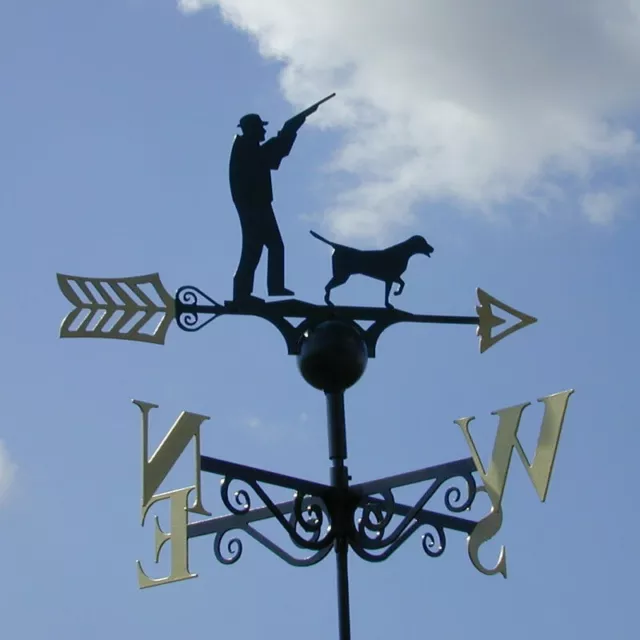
[324, 275, 349, 306]
[384, 281, 394, 309]
[394, 278, 405, 297]
[324, 283, 333, 306]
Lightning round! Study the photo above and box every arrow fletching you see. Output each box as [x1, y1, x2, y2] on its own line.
[476, 288, 537, 353]
[57, 273, 175, 345]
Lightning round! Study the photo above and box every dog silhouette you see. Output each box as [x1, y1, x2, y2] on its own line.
[310, 230, 434, 308]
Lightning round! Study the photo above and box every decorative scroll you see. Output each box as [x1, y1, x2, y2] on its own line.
[219, 476, 334, 551]
[210, 499, 333, 568]
[174, 286, 224, 334]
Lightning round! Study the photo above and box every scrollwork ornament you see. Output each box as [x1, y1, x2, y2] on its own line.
[178, 311, 199, 329]
[357, 490, 395, 542]
[214, 530, 243, 565]
[444, 472, 477, 513]
[217, 477, 334, 551]
[422, 524, 446, 558]
[220, 477, 252, 515]
[292, 492, 327, 543]
[175, 285, 221, 332]
[175, 287, 199, 328]
[176, 287, 198, 306]
[176, 285, 218, 307]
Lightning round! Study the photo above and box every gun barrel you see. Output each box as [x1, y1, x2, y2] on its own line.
[312, 92, 336, 109]
[298, 93, 336, 118]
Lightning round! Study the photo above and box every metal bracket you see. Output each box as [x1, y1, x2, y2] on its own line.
[188, 454, 480, 567]
[350, 457, 478, 562]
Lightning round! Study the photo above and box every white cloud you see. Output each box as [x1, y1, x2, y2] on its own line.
[0, 441, 16, 505]
[581, 190, 618, 224]
[179, 0, 640, 240]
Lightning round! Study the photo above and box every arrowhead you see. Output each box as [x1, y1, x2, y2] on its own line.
[476, 288, 537, 353]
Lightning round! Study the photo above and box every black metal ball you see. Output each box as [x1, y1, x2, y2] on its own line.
[297, 321, 368, 392]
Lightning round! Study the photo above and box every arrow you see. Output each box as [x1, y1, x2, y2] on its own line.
[57, 275, 537, 354]
[57, 273, 175, 345]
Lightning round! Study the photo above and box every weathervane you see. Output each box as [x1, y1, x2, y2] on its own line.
[56, 92, 574, 640]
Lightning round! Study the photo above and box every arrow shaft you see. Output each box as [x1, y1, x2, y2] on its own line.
[409, 314, 478, 325]
[177, 303, 479, 326]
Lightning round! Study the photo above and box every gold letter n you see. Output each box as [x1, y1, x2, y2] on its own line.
[134, 400, 211, 515]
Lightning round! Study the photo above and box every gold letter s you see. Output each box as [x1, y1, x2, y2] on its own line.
[467, 486, 507, 578]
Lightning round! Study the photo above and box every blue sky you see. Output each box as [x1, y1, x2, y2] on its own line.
[1, 1, 640, 638]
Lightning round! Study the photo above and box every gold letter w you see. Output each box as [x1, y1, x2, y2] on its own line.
[455, 389, 575, 509]
[454, 390, 574, 578]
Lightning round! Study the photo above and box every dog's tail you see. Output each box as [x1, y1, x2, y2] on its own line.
[309, 230, 339, 248]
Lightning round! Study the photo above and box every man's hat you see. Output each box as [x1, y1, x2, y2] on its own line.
[238, 113, 268, 129]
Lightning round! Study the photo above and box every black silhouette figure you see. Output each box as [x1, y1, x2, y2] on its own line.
[230, 94, 335, 303]
[310, 230, 434, 308]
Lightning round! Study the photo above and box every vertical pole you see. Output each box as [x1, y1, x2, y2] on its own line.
[326, 391, 351, 640]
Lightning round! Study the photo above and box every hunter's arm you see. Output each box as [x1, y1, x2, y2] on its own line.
[261, 128, 298, 170]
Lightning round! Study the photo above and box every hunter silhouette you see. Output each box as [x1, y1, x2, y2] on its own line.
[229, 94, 335, 302]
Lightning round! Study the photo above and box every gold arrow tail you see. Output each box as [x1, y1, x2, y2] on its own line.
[57, 273, 175, 345]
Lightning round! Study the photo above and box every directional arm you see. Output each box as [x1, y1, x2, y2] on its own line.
[185, 453, 481, 569]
